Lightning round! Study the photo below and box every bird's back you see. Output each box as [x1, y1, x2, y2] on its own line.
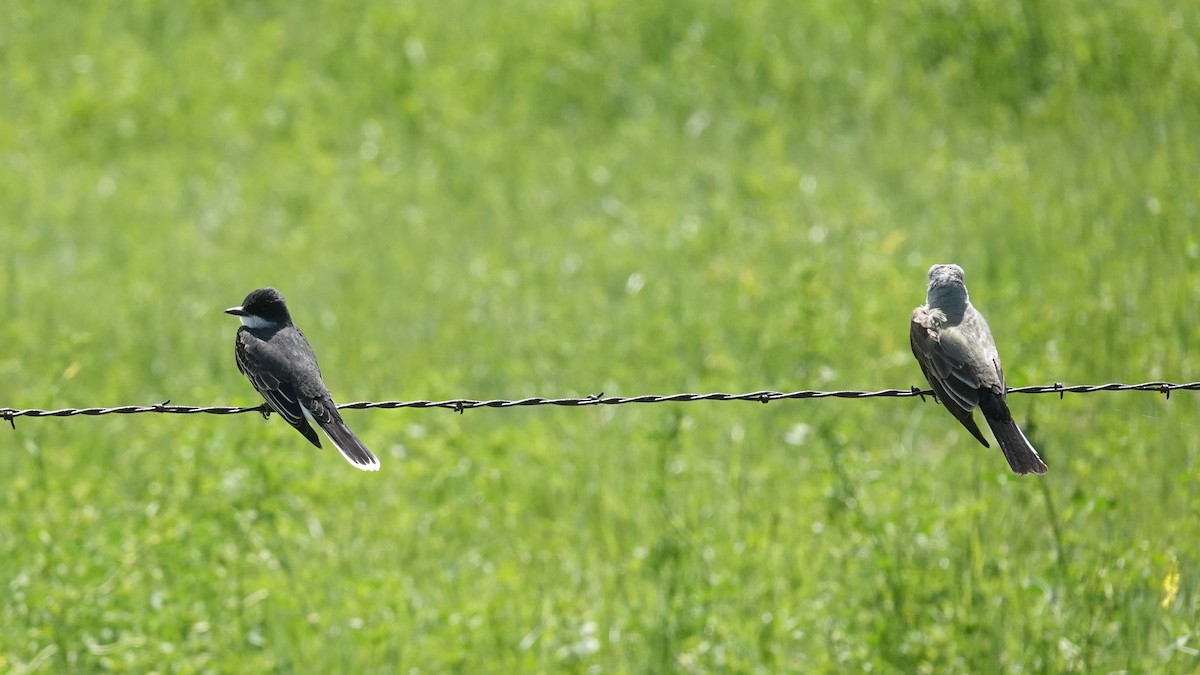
[238, 324, 329, 396]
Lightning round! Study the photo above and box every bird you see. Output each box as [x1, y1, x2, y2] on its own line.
[225, 287, 380, 471]
[910, 264, 1047, 475]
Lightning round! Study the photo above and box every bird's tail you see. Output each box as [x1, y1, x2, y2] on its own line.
[311, 405, 381, 472]
[983, 415, 1048, 475]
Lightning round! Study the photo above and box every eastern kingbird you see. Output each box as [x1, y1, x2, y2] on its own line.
[910, 264, 1048, 475]
[226, 287, 380, 471]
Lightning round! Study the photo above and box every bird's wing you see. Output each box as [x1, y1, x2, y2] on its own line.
[910, 310, 949, 401]
[911, 307, 990, 447]
[235, 328, 322, 447]
[912, 309, 980, 410]
[952, 307, 1007, 396]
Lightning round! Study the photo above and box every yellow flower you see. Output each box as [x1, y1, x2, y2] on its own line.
[1162, 559, 1180, 609]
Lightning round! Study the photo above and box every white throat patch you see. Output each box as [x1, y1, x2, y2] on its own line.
[239, 314, 274, 329]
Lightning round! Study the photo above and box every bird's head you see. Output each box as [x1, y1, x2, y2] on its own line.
[925, 264, 969, 311]
[225, 287, 292, 328]
[927, 263, 966, 289]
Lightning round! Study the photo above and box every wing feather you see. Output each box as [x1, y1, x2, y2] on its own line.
[235, 328, 321, 447]
[911, 307, 990, 447]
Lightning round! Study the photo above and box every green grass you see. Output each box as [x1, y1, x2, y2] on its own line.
[2, 0, 1199, 671]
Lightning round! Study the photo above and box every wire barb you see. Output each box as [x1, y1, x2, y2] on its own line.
[0, 381, 1196, 421]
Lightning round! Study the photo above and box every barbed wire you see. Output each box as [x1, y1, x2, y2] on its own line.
[1, 381, 1196, 428]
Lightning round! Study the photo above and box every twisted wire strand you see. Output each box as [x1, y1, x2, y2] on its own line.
[1, 381, 1195, 427]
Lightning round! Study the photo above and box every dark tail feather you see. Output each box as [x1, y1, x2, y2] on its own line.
[956, 412, 991, 449]
[983, 415, 1047, 475]
[316, 409, 381, 472]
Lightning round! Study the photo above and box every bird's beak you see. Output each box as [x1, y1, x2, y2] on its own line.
[225, 306, 247, 316]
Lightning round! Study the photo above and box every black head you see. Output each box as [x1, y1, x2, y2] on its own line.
[225, 287, 293, 325]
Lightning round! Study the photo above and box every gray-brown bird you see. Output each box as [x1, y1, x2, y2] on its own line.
[910, 264, 1047, 475]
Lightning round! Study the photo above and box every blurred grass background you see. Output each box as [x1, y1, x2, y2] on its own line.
[2, 0, 1199, 671]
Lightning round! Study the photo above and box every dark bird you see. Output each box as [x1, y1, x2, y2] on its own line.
[226, 287, 380, 471]
[910, 264, 1047, 475]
